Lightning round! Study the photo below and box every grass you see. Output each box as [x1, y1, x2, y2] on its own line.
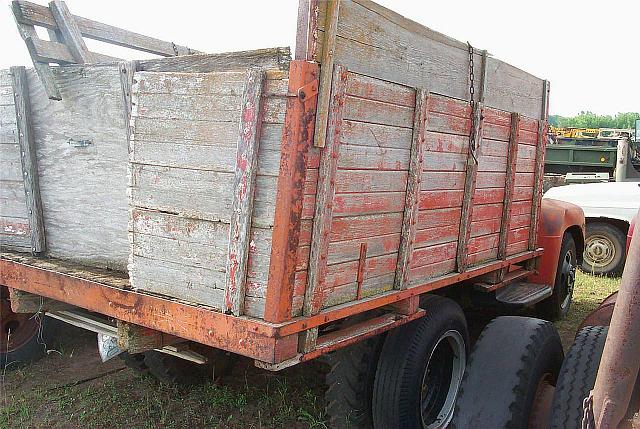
[555, 270, 621, 348]
[0, 271, 620, 428]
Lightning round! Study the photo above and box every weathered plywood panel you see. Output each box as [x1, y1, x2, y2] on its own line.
[26, 65, 129, 269]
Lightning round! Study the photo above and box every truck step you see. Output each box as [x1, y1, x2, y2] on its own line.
[474, 268, 533, 292]
[495, 282, 552, 306]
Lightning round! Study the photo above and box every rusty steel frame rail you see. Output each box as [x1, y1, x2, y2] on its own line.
[0, 249, 542, 364]
[591, 216, 640, 428]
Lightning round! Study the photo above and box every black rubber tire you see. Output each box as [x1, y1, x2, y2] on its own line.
[120, 352, 149, 374]
[372, 295, 469, 429]
[0, 315, 59, 370]
[144, 347, 236, 386]
[325, 336, 384, 428]
[538, 233, 577, 321]
[549, 326, 608, 429]
[452, 316, 564, 429]
[581, 222, 627, 276]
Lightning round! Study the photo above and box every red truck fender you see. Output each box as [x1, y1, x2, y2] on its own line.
[528, 198, 585, 287]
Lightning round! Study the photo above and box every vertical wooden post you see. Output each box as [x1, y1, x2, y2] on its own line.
[313, 0, 341, 148]
[224, 68, 266, 316]
[263, 60, 319, 324]
[301, 64, 348, 352]
[498, 113, 521, 260]
[10, 66, 46, 254]
[457, 49, 488, 272]
[49, 0, 93, 63]
[529, 80, 550, 251]
[395, 89, 429, 290]
[119, 61, 138, 147]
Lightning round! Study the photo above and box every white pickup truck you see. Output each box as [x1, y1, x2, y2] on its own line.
[544, 181, 640, 275]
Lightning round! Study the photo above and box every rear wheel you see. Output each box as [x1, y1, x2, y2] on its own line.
[325, 336, 383, 428]
[0, 287, 57, 369]
[372, 295, 468, 429]
[538, 233, 577, 321]
[582, 222, 626, 275]
[549, 326, 608, 429]
[452, 316, 564, 429]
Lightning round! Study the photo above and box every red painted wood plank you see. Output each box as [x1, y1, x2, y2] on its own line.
[410, 240, 458, 268]
[335, 169, 408, 193]
[408, 259, 456, 282]
[333, 191, 406, 217]
[471, 203, 503, 221]
[470, 218, 502, 237]
[419, 190, 464, 210]
[330, 212, 403, 241]
[428, 94, 470, 118]
[338, 143, 410, 171]
[342, 120, 413, 150]
[345, 72, 415, 108]
[421, 171, 466, 191]
[343, 95, 414, 128]
[468, 232, 500, 254]
[326, 252, 398, 289]
[414, 224, 460, 247]
[478, 154, 508, 172]
[416, 208, 462, 229]
[472, 187, 505, 205]
[427, 111, 470, 136]
[513, 186, 534, 202]
[422, 152, 467, 172]
[508, 227, 530, 244]
[424, 131, 468, 154]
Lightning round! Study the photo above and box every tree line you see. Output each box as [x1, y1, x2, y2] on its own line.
[549, 112, 639, 129]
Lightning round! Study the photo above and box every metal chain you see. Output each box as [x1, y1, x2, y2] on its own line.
[582, 394, 595, 429]
[467, 42, 478, 163]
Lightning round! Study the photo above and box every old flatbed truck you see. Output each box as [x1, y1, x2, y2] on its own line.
[0, 0, 585, 427]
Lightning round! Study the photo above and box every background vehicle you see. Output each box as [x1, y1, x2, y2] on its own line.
[0, 0, 584, 427]
[544, 181, 640, 275]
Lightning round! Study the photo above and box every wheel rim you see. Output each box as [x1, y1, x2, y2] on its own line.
[559, 249, 576, 310]
[420, 330, 466, 429]
[0, 289, 40, 353]
[584, 234, 616, 269]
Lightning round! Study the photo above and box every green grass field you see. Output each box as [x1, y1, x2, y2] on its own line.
[0, 271, 621, 428]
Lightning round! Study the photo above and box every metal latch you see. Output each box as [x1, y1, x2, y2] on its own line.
[296, 79, 318, 102]
[68, 138, 93, 148]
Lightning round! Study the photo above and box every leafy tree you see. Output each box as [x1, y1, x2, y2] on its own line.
[549, 112, 640, 129]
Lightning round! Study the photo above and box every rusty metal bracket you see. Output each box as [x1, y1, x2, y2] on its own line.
[292, 78, 318, 101]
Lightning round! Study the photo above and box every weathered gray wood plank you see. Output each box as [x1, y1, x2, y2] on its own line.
[395, 90, 427, 290]
[225, 68, 266, 316]
[138, 48, 291, 73]
[11, 66, 45, 254]
[315, 0, 545, 119]
[13, 0, 199, 57]
[49, 0, 93, 63]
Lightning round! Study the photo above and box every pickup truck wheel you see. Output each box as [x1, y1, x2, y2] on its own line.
[325, 336, 383, 428]
[582, 222, 626, 276]
[372, 295, 468, 429]
[538, 233, 577, 321]
[549, 326, 608, 429]
[451, 316, 564, 429]
[0, 288, 56, 369]
[144, 347, 236, 386]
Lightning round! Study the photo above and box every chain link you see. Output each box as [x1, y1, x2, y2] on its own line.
[467, 42, 478, 163]
[582, 394, 595, 429]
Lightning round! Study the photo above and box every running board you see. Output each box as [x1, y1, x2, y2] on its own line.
[474, 268, 533, 293]
[495, 282, 552, 306]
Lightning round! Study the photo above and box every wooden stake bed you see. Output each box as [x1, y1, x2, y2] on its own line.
[1, 0, 551, 366]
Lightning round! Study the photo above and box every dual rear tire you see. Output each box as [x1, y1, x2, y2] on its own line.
[326, 295, 468, 428]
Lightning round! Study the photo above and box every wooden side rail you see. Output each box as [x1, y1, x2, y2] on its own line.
[11, 0, 201, 100]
